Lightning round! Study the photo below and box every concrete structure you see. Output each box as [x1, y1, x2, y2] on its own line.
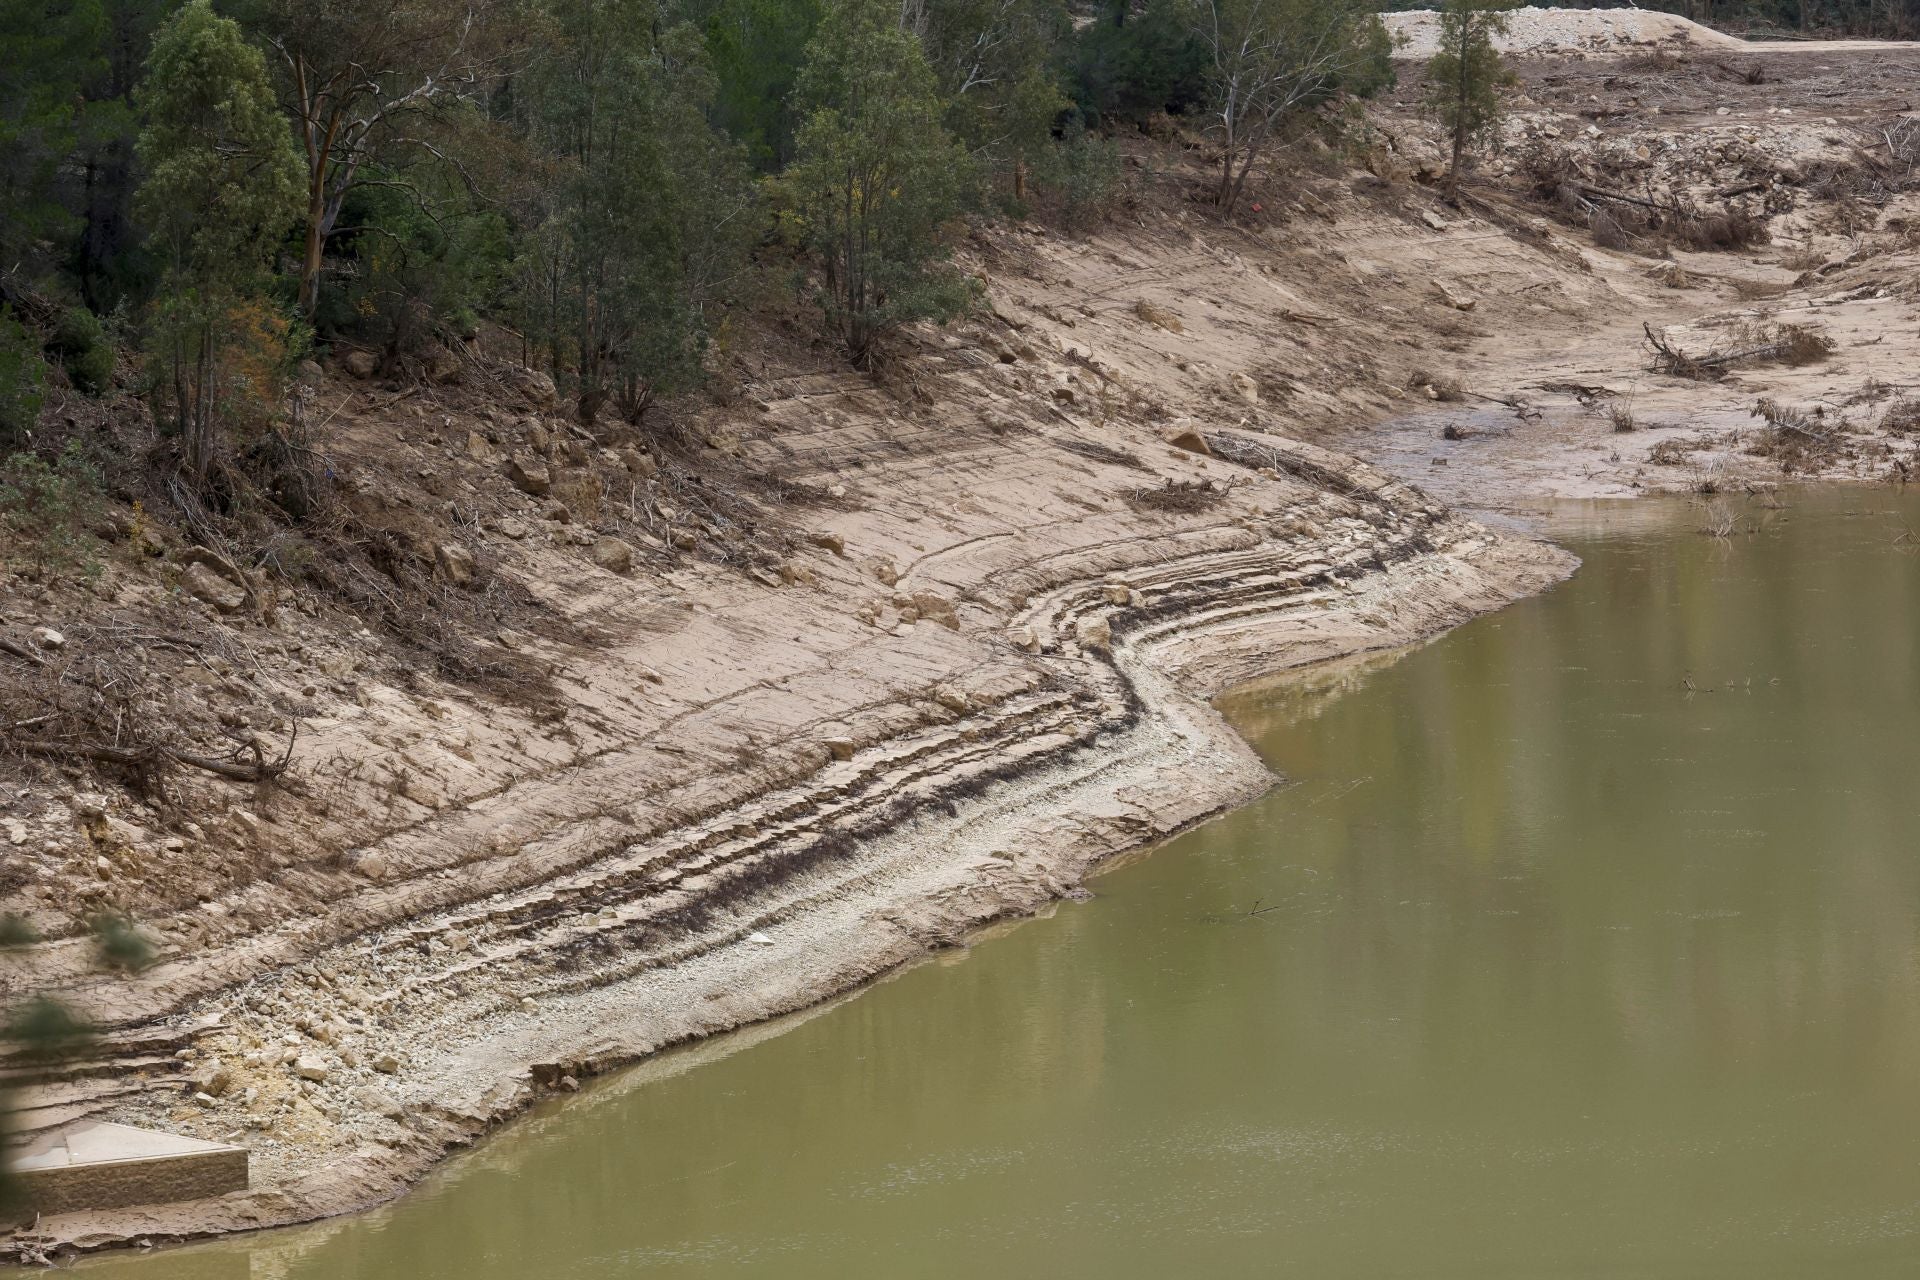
[12, 1122, 248, 1215]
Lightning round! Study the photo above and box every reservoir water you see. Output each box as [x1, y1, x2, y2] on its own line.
[71, 489, 1920, 1278]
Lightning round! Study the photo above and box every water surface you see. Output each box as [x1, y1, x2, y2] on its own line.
[74, 490, 1920, 1278]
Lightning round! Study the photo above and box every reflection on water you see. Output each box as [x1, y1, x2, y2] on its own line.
[71, 490, 1920, 1279]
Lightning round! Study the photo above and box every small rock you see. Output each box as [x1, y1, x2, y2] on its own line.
[350, 1085, 406, 1119]
[372, 1054, 400, 1075]
[807, 531, 846, 556]
[182, 562, 246, 613]
[616, 448, 658, 479]
[747, 932, 775, 946]
[340, 350, 379, 379]
[465, 431, 495, 463]
[505, 454, 551, 498]
[1076, 617, 1112, 650]
[589, 537, 634, 574]
[433, 543, 478, 588]
[1166, 428, 1211, 456]
[30, 626, 64, 650]
[822, 736, 857, 762]
[293, 1056, 329, 1083]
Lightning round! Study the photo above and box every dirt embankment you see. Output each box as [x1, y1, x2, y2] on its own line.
[6, 10, 1920, 1260]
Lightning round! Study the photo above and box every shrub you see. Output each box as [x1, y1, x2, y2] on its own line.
[0, 442, 104, 577]
[49, 306, 114, 395]
[0, 307, 46, 445]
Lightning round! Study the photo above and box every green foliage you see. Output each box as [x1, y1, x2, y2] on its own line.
[0, 442, 104, 577]
[1066, 0, 1209, 127]
[89, 911, 157, 972]
[136, 0, 303, 481]
[0, 914, 37, 949]
[0, 0, 107, 272]
[1427, 0, 1519, 197]
[517, 0, 757, 423]
[699, 0, 822, 170]
[1029, 116, 1124, 232]
[51, 305, 115, 395]
[0, 308, 47, 446]
[3, 994, 94, 1066]
[325, 155, 509, 357]
[907, 0, 1071, 187]
[787, 0, 980, 363]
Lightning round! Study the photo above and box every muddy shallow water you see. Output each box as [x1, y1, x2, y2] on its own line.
[71, 489, 1920, 1278]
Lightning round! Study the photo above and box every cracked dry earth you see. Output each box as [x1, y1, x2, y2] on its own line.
[11, 11, 1920, 1260]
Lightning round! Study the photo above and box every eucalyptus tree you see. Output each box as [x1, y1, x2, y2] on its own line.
[1187, 0, 1393, 212]
[1427, 0, 1518, 203]
[518, 0, 755, 424]
[788, 0, 977, 363]
[135, 0, 301, 482]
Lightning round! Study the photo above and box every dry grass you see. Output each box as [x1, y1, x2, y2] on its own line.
[1882, 398, 1920, 435]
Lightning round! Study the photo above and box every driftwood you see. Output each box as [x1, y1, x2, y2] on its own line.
[8, 724, 297, 784]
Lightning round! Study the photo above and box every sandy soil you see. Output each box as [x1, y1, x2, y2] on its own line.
[6, 8, 1919, 1261]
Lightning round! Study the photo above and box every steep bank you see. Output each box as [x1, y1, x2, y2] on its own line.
[7, 9, 1919, 1259]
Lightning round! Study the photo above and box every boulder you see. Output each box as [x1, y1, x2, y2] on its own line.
[505, 454, 551, 497]
[465, 431, 495, 463]
[182, 561, 247, 613]
[1076, 616, 1112, 650]
[293, 1056, 329, 1083]
[822, 736, 857, 762]
[590, 536, 634, 574]
[808, 530, 846, 556]
[910, 591, 959, 630]
[617, 447, 658, 479]
[340, 350, 379, 379]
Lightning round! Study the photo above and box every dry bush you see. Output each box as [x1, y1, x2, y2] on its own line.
[1779, 246, 1825, 273]
[1590, 209, 1635, 251]
[1882, 398, 1920, 435]
[1647, 437, 1699, 466]
[1132, 300, 1183, 333]
[1699, 499, 1737, 539]
[1645, 320, 1833, 380]
[1407, 369, 1465, 401]
[1608, 403, 1638, 433]
[1672, 206, 1768, 253]
[1126, 479, 1226, 513]
[1730, 277, 1790, 301]
[1646, 263, 1695, 289]
[1748, 396, 1848, 471]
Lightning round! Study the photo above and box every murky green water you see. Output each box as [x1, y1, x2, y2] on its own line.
[73, 490, 1920, 1279]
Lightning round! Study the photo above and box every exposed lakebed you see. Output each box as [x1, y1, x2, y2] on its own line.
[74, 489, 1920, 1278]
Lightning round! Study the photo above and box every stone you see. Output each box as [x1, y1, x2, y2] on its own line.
[617, 447, 659, 479]
[932, 685, 972, 713]
[910, 591, 959, 631]
[808, 530, 846, 556]
[293, 1056, 329, 1083]
[1103, 583, 1131, 605]
[341, 350, 379, 379]
[1230, 373, 1260, 404]
[871, 558, 901, 587]
[189, 1061, 233, 1098]
[506, 366, 558, 410]
[493, 516, 528, 540]
[822, 736, 857, 762]
[422, 343, 463, 385]
[350, 1085, 405, 1120]
[504, 454, 551, 497]
[1430, 280, 1476, 312]
[1166, 429, 1211, 456]
[182, 562, 246, 613]
[372, 1054, 400, 1075]
[340, 849, 389, 881]
[669, 528, 697, 551]
[30, 626, 64, 650]
[1076, 616, 1112, 650]
[589, 537, 634, 574]
[433, 543, 478, 588]
[1009, 626, 1041, 654]
[465, 431, 495, 463]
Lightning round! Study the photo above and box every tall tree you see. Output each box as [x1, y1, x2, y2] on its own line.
[699, 0, 822, 170]
[0, 0, 106, 278]
[518, 0, 755, 424]
[787, 0, 976, 363]
[136, 0, 302, 482]
[235, 0, 506, 318]
[904, 0, 1069, 198]
[1426, 0, 1517, 203]
[1189, 0, 1392, 212]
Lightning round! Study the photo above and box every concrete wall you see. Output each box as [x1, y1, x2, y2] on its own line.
[21, 1148, 249, 1216]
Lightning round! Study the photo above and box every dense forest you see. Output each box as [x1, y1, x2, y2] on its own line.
[0, 0, 1899, 526]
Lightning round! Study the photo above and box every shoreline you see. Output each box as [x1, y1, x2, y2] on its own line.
[4, 441, 1574, 1262]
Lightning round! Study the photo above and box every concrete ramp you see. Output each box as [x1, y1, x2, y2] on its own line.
[12, 1121, 247, 1215]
